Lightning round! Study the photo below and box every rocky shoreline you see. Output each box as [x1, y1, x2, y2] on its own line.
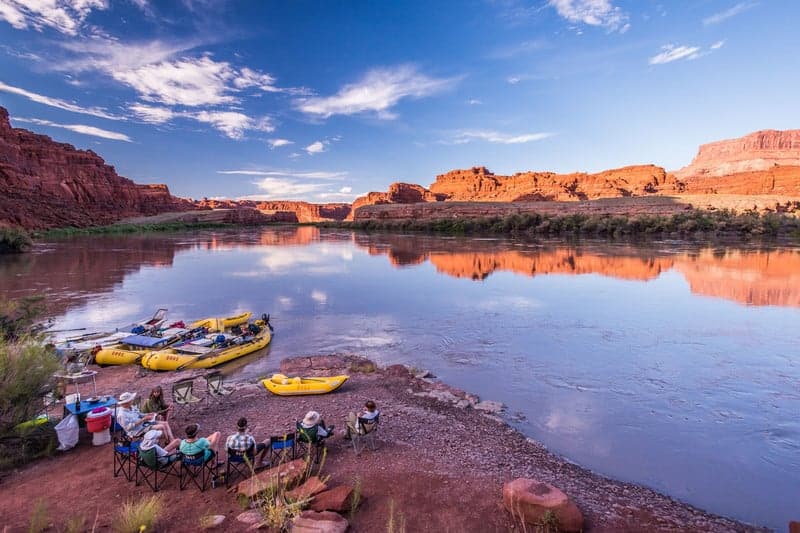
[0, 355, 766, 532]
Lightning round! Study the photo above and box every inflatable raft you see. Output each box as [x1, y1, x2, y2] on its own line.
[261, 374, 349, 396]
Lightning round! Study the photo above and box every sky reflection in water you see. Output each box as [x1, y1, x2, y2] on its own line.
[1, 227, 799, 528]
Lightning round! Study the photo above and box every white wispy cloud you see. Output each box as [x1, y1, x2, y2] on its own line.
[710, 40, 726, 50]
[648, 44, 701, 65]
[703, 2, 757, 25]
[296, 64, 457, 119]
[468, 99, 482, 105]
[218, 170, 347, 179]
[446, 130, 554, 145]
[129, 103, 175, 123]
[194, 110, 273, 139]
[129, 104, 271, 139]
[305, 141, 326, 154]
[549, 0, 630, 33]
[0, 80, 121, 120]
[339, 186, 352, 193]
[0, 0, 107, 36]
[241, 177, 330, 200]
[268, 138, 293, 149]
[13, 117, 131, 142]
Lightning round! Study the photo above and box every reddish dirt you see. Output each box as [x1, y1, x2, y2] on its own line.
[0, 358, 765, 532]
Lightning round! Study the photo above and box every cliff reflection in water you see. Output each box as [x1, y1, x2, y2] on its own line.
[350, 233, 800, 307]
[2, 229, 798, 314]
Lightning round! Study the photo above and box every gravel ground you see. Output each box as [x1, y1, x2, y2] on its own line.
[0, 356, 768, 532]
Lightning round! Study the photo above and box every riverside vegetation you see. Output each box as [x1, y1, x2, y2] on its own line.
[0, 297, 60, 473]
[325, 209, 800, 239]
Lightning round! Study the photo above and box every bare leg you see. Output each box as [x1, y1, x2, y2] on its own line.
[207, 431, 221, 453]
[151, 421, 174, 442]
[164, 438, 181, 453]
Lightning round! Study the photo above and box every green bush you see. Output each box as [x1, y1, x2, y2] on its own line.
[0, 227, 32, 254]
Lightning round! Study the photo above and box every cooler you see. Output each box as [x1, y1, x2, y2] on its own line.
[85, 407, 112, 446]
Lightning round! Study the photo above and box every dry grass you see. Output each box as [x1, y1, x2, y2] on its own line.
[113, 495, 164, 533]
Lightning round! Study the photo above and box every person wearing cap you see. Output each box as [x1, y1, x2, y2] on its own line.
[226, 417, 269, 468]
[116, 391, 175, 441]
[139, 429, 181, 465]
[179, 423, 220, 463]
[300, 411, 334, 439]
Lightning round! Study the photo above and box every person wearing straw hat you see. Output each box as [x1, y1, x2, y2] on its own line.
[300, 411, 334, 439]
[139, 429, 181, 465]
[116, 391, 175, 441]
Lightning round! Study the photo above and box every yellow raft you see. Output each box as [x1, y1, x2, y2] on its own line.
[94, 327, 192, 366]
[189, 312, 252, 332]
[261, 373, 349, 396]
[140, 322, 271, 371]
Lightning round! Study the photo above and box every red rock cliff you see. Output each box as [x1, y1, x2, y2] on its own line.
[347, 183, 443, 220]
[0, 106, 194, 229]
[196, 198, 351, 223]
[675, 130, 800, 179]
[428, 165, 682, 202]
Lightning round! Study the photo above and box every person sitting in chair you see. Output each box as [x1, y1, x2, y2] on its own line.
[300, 411, 334, 440]
[141, 386, 172, 421]
[139, 429, 181, 465]
[117, 391, 175, 441]
[345, 400, 380, 440]
[179, 422, 220, 463]
[226, 417, 269, 468]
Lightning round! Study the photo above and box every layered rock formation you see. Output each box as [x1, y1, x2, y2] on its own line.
[0, 106, 194, 229]
[675, 130, 800, 179]
[429, 165, 682, 202]
[346, 182, 444, 220]
[196, 198, 350, 223]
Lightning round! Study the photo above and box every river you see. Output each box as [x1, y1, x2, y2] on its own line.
[1, 227, 798, 529]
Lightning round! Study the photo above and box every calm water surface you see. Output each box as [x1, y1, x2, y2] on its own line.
[1, 227, 798, 529]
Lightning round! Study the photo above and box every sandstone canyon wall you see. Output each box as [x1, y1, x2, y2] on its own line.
[675, 130, 800, 179]
[0, 106, 194, 229]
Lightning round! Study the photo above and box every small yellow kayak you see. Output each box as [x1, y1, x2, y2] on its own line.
[189, 312, 252, 332]
[262, 373, 349, 396]
[141, 319, 271, 371]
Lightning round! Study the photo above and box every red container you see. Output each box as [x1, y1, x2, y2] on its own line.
[85, 407, 112, 432]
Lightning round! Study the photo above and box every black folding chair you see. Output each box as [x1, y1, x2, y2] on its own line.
[268, 433, 296, 467]
[135, 448, 181, 492]
[225, 446, 255, 488]
[180, 450, 219, 491]
[111, 418, 140, 482]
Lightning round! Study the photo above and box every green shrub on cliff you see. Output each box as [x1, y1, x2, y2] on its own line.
[0, 227, 32, 253]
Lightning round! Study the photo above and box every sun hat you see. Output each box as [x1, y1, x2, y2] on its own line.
[118, 391, 137, 404]
[140, 429, 162, 450]
[302, 411, 320, 426]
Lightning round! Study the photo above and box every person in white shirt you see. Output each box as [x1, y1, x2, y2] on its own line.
[116, 391, 175, 441]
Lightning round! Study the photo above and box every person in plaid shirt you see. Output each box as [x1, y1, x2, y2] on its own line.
[226, 417, 269, 467]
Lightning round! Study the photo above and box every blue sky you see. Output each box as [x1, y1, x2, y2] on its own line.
[0, 1, 798, 202]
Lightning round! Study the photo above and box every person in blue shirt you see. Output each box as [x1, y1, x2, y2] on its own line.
[179, 422, 220, 463]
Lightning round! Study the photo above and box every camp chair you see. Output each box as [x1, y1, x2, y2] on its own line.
[135, 448, 181, 492]
[225, 446, 256, 488]
[295, 421, 325, 464]
[204, 371, 233, 404]
[111, 418, 140, 482]
[348, 413, 381, 455]
[180, 450, 219, 491]
[268, 433, 296, 467]
[172, 378, 202, 416]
